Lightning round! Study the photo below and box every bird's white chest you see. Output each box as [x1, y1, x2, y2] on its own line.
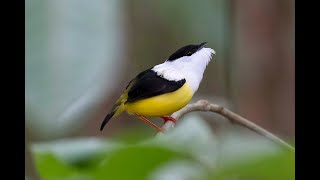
[152, 47, 214, 93]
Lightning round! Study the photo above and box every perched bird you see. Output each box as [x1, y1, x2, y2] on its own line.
[100, 42, 216, 132]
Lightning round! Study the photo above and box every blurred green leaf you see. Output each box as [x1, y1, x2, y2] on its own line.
[31, 119, 294, 180]
[33, 152, 88, 180]
[31, 138, 191, 180]
[93, 145, 189, 180]
[31, 138, 121, 165]
[154, 115, 219, 168]
[149, 160, 206, 180]
[209, 150, 294, 180]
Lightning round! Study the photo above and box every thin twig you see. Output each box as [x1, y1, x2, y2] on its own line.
[157, 100, 294, 151]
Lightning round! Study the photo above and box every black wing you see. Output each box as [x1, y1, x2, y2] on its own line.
[125, 69, 186, 103]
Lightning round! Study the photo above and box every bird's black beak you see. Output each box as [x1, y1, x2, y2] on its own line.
[197, 42, 207, 51]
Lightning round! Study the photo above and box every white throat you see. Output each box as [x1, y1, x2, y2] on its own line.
[152, 48, 216, 93]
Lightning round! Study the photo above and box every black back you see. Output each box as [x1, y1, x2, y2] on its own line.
[126, 69, 185, 103]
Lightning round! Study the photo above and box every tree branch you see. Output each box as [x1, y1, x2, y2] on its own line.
[156, 100, 294, 151]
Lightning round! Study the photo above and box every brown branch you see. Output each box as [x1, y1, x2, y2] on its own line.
[157, 100, 294, 151]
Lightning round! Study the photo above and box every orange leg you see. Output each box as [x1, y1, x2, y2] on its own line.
[136, 115, 164, 132]
[161, 116, 177, 124]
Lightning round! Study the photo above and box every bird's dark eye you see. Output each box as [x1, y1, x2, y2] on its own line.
[187, 51, 192, 55]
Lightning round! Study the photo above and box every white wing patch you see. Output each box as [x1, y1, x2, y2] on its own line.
[152, 64, 185, 81]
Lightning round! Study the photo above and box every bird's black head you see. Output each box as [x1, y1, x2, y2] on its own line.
[167, 42, 207, 61]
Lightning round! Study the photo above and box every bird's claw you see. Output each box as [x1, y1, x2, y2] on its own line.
[161, 116, 177, 124]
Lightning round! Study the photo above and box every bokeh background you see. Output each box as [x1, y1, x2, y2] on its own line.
[25, 0, 294, 179]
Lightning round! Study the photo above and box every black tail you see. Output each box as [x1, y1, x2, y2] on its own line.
[100, 111, 116, 131]
[100, 93, 127, 131]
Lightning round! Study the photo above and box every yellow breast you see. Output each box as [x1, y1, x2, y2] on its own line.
[125, 83, 193, 117]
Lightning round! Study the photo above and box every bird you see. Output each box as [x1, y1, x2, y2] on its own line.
[100, 42, 216, 132]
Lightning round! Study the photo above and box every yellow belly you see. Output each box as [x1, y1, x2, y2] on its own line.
[125, 83, 193, 117]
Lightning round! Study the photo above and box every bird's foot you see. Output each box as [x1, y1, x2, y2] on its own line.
[161, 116, 177, 124]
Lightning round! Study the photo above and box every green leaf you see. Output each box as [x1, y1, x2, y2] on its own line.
[148, 160, 206, 180]
[33, 152, 86, 180]
[93, 145, 189, 180]
[209, 150, 295, 180]
[154, 115, 219, 168]
[31, 138, 193, 180]
[31, 138, 121, 180]
[30, 123, 294, 180]
[31, 138, 121, 165]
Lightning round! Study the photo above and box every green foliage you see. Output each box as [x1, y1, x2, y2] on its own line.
[31, 116, 294, 180]
[208, 151, 294, 180]
[93, 146, 188, 180]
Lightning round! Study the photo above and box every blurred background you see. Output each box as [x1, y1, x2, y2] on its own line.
[26, 0, 294, 179]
